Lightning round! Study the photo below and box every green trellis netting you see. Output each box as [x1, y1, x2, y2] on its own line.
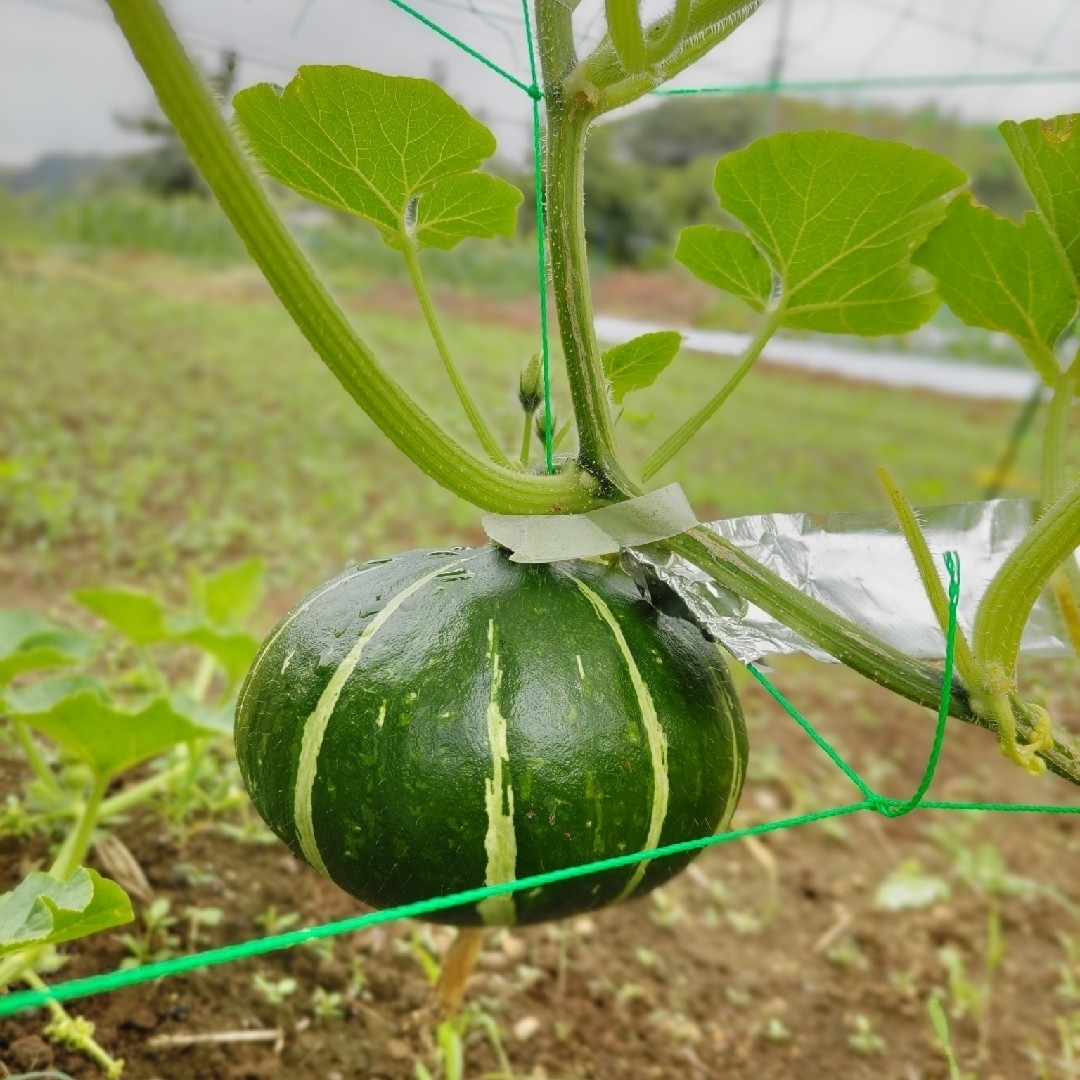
[3, 0, 1080, 1020]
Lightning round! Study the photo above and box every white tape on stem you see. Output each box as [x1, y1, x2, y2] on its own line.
[482, 483, 699, 564]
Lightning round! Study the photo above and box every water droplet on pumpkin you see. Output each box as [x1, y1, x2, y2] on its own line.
[436, 567, 473, 582]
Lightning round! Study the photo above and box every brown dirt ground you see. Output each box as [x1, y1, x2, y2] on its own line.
[3, 653, 1080, 1080]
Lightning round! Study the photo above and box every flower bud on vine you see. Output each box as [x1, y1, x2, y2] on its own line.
[519, 354, 543, 414]
[535, 408, 557, 445]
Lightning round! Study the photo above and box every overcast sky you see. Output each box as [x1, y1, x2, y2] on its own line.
[2, 0, 1078, 167]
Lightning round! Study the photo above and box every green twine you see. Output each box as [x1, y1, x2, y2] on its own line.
[519, 0, 555, 473]
[383, 0, 535, 94]
[652, 70, 1080, 96]
[4, 551, 1078, 1022]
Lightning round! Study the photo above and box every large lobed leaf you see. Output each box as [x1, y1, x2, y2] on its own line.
[913, 194, 1077, 385]
[195, 558, 265, 629]
[74, 577, 260, 685]
[676, 130, 965, 335]
[913, 113, 1079, 387]
[0, 868, 132, 959]
[172, 625, 260, 685]
[233, 66, 521, 250]
[0, 610, 96, 688]
[73, 587, 169, 646]
[1000, 115, 1080, 285]
[9, 690, 221, 781]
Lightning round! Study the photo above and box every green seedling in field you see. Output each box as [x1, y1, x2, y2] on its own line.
[118, 897, 180, 970]
[846, 1013, 887, 1056]
[928, 996, 977, 1080]
[931, 819, 1080, 917]
[311, 985, 344, 1021]
[182, 903, 223, 951]
[1027, 1009, 1080, 1079]
[937, 908, 1006, 1065]
[254, 904, 302, 936]
[413, 1002, 516, 1080]
[0, 561, 265, 1071]
[251, 972, 298, 1005]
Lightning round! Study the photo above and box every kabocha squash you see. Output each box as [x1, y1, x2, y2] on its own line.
[235, 545, 747, 926]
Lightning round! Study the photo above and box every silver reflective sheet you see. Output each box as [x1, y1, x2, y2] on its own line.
[628, 499, 1078, 664]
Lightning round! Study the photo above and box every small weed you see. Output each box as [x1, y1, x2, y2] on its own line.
[347, 954, 367, 998]
[183, 903, 222, 951]
[937, 907, 1005, 1063]
[875, 859, 950, 911]
[1058, 934, 1080, 1002]
[928, 997, 977, 1080]
[614, 982, 647, 1006]
[761, 1016, 792, 1042]
[312, 986, 344, 1020]
[552, 1019, 572, 1040]
[402, 928, 442, 985]
[826, 939, 869, 970]
[302, 936, 336, 964]
[635, 947, 662, 971]
[254, 904, 302, 935]
[252, 973, 298, 1005]
[118, 897, 180, 969]
[414, 1002, 513, 1080]
[648, 887, 684, 929]
[847, 1014, 887, 1055]
[171, 861, 220, 888]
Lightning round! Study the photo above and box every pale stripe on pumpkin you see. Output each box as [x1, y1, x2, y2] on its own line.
[237, 564, 374, 720]
[477, 619, 518, 926]
[570, 578, 669, 902]
[293, 558, 466, 874]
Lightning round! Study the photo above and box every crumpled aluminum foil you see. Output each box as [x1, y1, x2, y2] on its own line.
[625, 499, 1078, 664]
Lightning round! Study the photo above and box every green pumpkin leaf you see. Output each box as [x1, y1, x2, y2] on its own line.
[676, 130, 966, 335]
[174, 625, 260, 685]
[0, 868, 132, 958]
[674, 229, 773, 312]
[233, 66, 521, 249]
[73, 587, 169, 646]
[913, 194, 1077, 385]
[5, 674, 106, 715]
[196, 559, 265, 629]
[602, 331, 683, 404]
[15, 691, 216, 780]
[414, 171, 523, 251]
[170, 691, 236, 737]
[1000, 114, 1080, 285]
[0, 611, 96, 687]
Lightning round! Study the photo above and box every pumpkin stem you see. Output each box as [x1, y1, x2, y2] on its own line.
[434, 928, 486, 1017]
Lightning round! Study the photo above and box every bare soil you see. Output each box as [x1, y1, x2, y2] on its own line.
[3, 655, 1079, 1080]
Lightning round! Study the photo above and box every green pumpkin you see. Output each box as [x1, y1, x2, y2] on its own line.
[235, 545, 746, 926]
